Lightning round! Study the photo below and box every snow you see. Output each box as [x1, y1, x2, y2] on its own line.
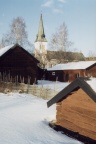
[0, 92, 82, 144]
[86, 77, 96, 92]
[0, 44, 14, 57]
[0, 79, 95, 144]
[47, 61, 96, 71]
[37, 80, 70, 91]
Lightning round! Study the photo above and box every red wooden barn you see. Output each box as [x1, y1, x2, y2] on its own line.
[47, 78, 96, 143]
[0, 43, 41, 84]
[47, 61, 96, 82]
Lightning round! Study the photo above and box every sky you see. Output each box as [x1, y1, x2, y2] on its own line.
[0, 0, 96, 57]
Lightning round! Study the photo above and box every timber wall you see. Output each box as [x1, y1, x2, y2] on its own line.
[56, 88, 96, 140]
[63, 69, 86, 82]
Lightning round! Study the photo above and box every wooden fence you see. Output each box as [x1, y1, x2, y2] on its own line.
[0, 72, 33, 84]
[0, 81, 59, 100]
[0, 72, 59, 99]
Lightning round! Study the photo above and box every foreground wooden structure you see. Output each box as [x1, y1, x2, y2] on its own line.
[47, 78, 96, 142]
[0, 44, 41, 84]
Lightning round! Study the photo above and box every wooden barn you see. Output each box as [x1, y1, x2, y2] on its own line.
[47, 61, 96, 82]
[0, 43, 40, 84]
[47, 78, 96, 142]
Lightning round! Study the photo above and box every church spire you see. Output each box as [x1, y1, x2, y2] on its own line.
[35, 13, 47, 42]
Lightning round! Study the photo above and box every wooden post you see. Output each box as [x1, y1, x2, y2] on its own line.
[0, 72, 2, 83]
[2, 72, 4, 82]
[23, 77, 24, 83]
[8, 71, 10, 82]
[34, 77, 36, 85]
[15, 75, 18, 90]
[17, 75, 18, 83]
[28, 76, 31, 85]
[10, 76, 12, 82]
[27, 76, 29, 84]
[41, 78, 43, 88]
[6, 73, 8, 83]
[20, 75, 22, 83]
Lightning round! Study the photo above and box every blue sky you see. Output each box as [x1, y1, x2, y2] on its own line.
[0, 0, 96, 56]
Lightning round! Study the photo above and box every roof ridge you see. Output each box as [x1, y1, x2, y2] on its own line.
[47, 78, 96, 107]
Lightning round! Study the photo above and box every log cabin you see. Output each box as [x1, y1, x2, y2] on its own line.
[47, 61, 96, 82]
[47, 78, 96, 142]
[0, 43, 40, 84]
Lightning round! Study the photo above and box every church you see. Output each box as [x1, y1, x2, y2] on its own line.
[34, 14, 48, 68]
[34, 14, 85, 68]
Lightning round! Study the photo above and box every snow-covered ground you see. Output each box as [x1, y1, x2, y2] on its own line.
[0, 92, 82, 144]
[38, 80, 69, 91]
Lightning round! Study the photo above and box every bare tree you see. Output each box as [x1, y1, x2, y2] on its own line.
[87, 50, 96, 60]
[0, 17, 33, 53]
[49, 22, 72, 51]
[10, 17, 27, 44]
[49, 22, 73, 61]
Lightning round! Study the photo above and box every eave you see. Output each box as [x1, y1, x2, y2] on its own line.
[47, 78, 96, 107]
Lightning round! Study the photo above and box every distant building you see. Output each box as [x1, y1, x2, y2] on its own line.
[47, 61, 96, 82]
[34, 14, 85, 68]
[86, 56, 96, 61]
[47, 78, 96, 142]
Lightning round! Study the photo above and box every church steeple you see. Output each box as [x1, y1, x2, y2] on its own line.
[35, 14, 47, 42]
[34, 13, 48, 68]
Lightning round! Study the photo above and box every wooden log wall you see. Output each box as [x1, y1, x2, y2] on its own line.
[47, 64, 96, 82]
[63, 69, 89, 82]
[56, 88, 96, 140]
[0, 46, 39, 84]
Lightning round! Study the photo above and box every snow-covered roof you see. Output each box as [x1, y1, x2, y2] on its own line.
[0, 44, 15, 57]
[87, 78, 96, 93]
[47, 61, 96, 71]
[0, 43, 39, 63]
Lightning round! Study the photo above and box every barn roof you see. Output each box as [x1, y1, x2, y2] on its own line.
[47, 61, 96, 71]
[0, 44, 14, 56]
[47, 78, 96, 107]
[0, 43, 39, 63]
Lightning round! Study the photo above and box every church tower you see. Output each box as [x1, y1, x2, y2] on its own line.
[34, 14, 47, 65]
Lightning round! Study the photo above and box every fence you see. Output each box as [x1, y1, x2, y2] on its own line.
[0, 81, 59, 100]
[0, 72, 59, 99]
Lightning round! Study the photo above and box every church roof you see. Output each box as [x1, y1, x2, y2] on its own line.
[46, 51, 85, 61]
[35, 14, 47, 42]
